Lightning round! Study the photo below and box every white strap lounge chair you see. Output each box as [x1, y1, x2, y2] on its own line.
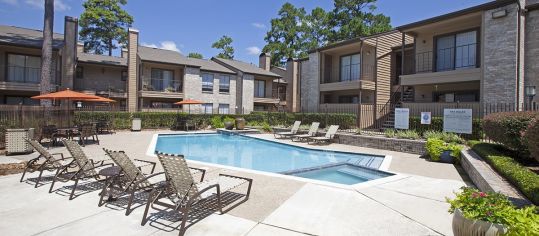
[309, 125, 339, 145]
[274, 121, 301, 138]
[292, 122, 320, 142]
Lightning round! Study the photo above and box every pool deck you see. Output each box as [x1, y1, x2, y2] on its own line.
[0, 130, 470, 235]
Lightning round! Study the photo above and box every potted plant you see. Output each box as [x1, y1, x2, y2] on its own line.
[426, 138, 462, 163]
[223, 117, 235, 130]
[447, 187, 539, 236]
[235, 117, 245, 130]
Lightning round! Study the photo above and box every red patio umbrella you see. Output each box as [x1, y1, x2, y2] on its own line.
[175, 99, 204, 114]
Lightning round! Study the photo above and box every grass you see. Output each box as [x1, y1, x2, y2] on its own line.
[469, 141, 539, 205]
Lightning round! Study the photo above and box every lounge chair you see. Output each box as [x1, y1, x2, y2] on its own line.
[274, 121, 301, 138]
[308, 125, 340, 145]
[49, 139, 113, 200]
[21, 139, 75, 188]
[141, 152, 253, 236]
[291, 122, 320, 142]
[100, 149, 206, 216]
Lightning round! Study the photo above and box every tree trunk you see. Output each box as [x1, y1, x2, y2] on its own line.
[108, 38, 113, 56]
[40, 0, 54, 106]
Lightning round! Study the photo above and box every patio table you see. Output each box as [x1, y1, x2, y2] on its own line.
[98, 166, 122, 201]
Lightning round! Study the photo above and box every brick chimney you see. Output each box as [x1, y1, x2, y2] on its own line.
[121, 48, 128, 58]
[127, 28, 139, 112]
[286, 58, 299, 112]
[62, 16, 78, 89]
[76, 42, 84, 53]
[259, 52, 271, 71]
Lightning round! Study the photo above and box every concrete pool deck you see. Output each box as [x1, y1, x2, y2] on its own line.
[0, 130, 469, 235]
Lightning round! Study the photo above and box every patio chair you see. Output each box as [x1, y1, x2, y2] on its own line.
[274, 121, 301, 139]
[308, 125, 340, 145]
[100, 149, 206, 216]
[97, 119, 114, 134]
[48, 139, 113, 200]
[39, 125, 59, 148]
[291, 122, 320, 142]
[141, 152, 253, 236]
[21, 139, 75, 188]
[74, 123, 99, 146]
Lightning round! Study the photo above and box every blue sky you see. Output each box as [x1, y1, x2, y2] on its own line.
[0, 0, 490, 64]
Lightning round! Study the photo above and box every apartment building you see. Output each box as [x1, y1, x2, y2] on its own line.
[0, 17, 286, 114]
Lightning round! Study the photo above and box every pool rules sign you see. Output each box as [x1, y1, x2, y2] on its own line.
[394, 108, 410, 129]
[443, 109, 473, 134]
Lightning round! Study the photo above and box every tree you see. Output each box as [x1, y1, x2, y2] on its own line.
[212, 35, 234, 59]
[187, 52, 203, 59]
[79, 0, 134, 56]
[40, 0, 54, 106]
[302, 7, 331, 52]
[263, 3, 307, 66]
[328, 0, 391, 42]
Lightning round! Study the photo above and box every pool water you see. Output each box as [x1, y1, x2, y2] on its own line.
[154, 133, 390, 185]
[288, 164, 392, 185]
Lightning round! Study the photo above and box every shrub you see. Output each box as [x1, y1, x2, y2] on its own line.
[384, 129, 396, 138]
[482, 111, 539, 156]
[426, 138, 462, 162]
[260, 122, 272, 133]
[523, 119, 539, 162]
[423, 130, 465, 144]
[469, 141, 539, 205]
[447, 187, 539, 235]
[210, 116, 224, 128]
[395, 130, 420, 140]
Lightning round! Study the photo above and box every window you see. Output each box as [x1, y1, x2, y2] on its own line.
[436, 30, 477, 71]
[254, 80, 266, 97]
[340, 54, 361, 81]
[218, 104, 230, 114]
[254, 105, 266, 111]
[338, 95, 359, 104]
[76, 66, 84, 79]
[121, 70, 127, 81]
[202, 74, 214, 92]
[202, 103, 213, 114]
[5, 96, 40, 106]
[7, 54, 41, 83]
[219, 75, 230, 93]
[150, 69, 174, 91]
[150, 101, 174, 108]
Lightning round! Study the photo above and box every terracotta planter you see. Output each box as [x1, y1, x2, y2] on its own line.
[224, 121, 234, 130]
[235, 118, 245, 130]
[452, 209, 507, 236]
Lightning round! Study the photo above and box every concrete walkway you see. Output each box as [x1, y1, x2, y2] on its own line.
[0, 131, 468, 235]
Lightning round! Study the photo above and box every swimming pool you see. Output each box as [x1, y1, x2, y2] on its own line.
[153, 133, 392, 185]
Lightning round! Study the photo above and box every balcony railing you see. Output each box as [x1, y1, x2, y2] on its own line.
[142, 78, 182, 93]
[321, 64, 375, 84]
[404, 43, 478, 75]
[272, 89, 287, 101]
[5, 66, 41, 84]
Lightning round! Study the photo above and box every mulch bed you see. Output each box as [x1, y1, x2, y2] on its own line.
[0, 162, 26, 176]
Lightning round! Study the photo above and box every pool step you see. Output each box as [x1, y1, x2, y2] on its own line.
[337, 168, 370, 181]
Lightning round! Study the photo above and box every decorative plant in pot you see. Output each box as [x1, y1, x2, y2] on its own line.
[235, 117, 246, 130]
[223, 117, 235, 130]
[447, 187, 539, 236]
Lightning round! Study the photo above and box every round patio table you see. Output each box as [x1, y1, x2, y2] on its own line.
[98, 166, 122, 201]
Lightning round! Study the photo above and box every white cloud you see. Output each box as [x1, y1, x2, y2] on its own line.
[141, 41, 182, 53]
[1, 0, 18, 5]
[24, 0, 71, 11]
[246, 46, 261, 55]
[251, 23, 266, 29]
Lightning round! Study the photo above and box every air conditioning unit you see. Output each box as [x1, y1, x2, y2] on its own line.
[5, 128, 34, 155]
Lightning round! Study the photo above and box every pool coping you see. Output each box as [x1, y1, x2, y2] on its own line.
[146, 131, 401, 190]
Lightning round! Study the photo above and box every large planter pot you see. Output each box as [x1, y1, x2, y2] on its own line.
[452, 209, 507, 236]
[440, 150, 456, 164]
[224, 121, 234, 130]
[235, 118, 246, 130]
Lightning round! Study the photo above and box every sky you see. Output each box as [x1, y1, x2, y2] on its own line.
[0, 0, 490, 64]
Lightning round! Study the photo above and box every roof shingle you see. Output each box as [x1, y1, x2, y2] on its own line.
[212, 57, 281, 78]
[0, 25, 64, 49]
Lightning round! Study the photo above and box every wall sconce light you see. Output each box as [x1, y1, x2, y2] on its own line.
[525, 85, 536, 104]
[492, 9, 507, 19]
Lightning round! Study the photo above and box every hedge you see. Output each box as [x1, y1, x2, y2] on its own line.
[523, 119, 539, 162]
[73, 111, 357, 130]
[469, 141, 539, 205]
[482, 111, 539, 157]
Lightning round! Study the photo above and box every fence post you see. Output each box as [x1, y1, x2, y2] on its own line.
[18, 103, 23, 128]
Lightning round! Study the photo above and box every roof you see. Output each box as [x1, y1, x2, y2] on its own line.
[307, 30, 398, 53]
[185, 57, 235, 74]
[77, 53, 127, 67]
[137, 46, 199, 67]
[211, 57, 281, 78]
[396, 0, 515, 31]
[0, 25, 64, 49]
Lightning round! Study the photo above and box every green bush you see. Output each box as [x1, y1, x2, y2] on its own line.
[423, 130, 465, 144]
[260, 122, 272, 133]
[469, 141, 539, 205]
[426, 138, 462, 162]
[523, 119, 539, 162]
[395, 130, 420, 140]
[210, 116, 224, 128]
[384, 129, 396, 138]
[447, 187, 539, 235]
[482, 112, 539, 157]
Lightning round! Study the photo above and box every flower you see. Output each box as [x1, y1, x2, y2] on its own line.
[479, 192, 488, 197]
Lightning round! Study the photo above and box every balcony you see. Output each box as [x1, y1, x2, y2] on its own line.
[320, 64, 376, 92]
[0, 66, 60, 91]
[140, 78, 183, 99]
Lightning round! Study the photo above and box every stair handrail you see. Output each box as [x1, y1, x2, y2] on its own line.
[380, 85, 402, 114]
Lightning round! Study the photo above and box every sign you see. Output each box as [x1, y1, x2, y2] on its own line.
[421, 112, 431, 125]
[394, 108, 410, 129]
[443, 109, 473, 134]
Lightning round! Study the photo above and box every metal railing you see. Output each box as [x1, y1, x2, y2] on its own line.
[321, 64, 375, 84]
[436, 43, 478, 71]
[415, 51, 433, 73]
[142, 78, 182, 93]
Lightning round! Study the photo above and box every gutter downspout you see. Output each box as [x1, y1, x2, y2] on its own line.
[516, 0, 523, 109]
[358, 41, 364, 128]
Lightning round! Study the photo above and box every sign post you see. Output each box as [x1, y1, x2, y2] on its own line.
[443, 109, 473, 134]
[421, 112, 431, 125]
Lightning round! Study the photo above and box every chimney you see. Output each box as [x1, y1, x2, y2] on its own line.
[127, 28, 139, 112]
[76, 42, 84, 53]
[62, 16, 78, 89]
[121, 48, 129, 58]
[286, 58, 299, 112]
[259, 52, 271, 71]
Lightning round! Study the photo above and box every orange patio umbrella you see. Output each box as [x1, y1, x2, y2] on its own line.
[82, 96, 117, 103]
[175, 98, 204, 114]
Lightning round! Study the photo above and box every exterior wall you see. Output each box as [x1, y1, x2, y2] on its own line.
[183, 67, 237, 114]
[525, 8, 539, 103]
[320, 90, 375, 104]
[285, 60, 300, 112]
[242, 74, 254, 114]
[127, 28, 139, 112]
[412, 81, 480, 102]
[73, 64, 126, 93]
[300, 52, 320, 112]
[61, 16, 77, 89]
[481, 3, 521, 104]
